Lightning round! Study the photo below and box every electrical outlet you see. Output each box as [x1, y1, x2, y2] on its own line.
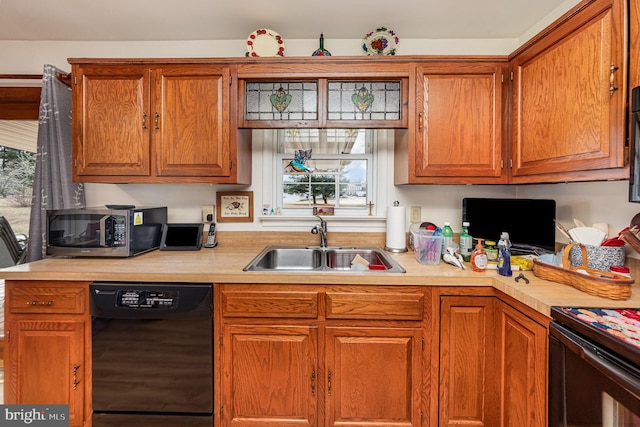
[201, 205, 215, 223]
[410, 206, 421, 223]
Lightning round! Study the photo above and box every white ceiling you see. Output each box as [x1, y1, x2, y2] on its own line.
[0, 0, 572, 42]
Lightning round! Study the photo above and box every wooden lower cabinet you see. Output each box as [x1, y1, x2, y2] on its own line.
[218, 284, 427, 427]
[325, 326, 422, 427]
[4, 281, 90, 427]
[438, 296, 498, 427]
[220, 324, 318, 427]
[498, 301, 547, 427]
[438, 291, 548, 427]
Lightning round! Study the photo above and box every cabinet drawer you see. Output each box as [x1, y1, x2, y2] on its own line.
[326, 291, 424, 320]
[9, 287, 85, 314]
[222, 290, 319, 318]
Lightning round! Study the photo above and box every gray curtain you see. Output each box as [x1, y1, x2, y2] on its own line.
[26, 64, 85, 262]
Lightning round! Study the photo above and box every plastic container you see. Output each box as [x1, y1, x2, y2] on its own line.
[459, 221, 473, 262]
[485, 240, 498, 262]
[497, 231, 512, 277]
[412, 231, 443, 265]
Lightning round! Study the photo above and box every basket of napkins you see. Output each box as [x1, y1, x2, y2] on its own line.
[533, 243, 634, 300]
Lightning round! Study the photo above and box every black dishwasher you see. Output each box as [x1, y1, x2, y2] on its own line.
[90, 282, 213, 427]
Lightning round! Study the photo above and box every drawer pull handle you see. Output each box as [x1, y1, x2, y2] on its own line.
[27, 300, 54, 306]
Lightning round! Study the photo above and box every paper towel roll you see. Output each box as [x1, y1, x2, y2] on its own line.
[385, 202, 407, 252]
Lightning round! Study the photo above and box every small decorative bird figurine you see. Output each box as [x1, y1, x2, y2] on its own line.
[287, 149, 313, 173]
[443, 247, 466, 270]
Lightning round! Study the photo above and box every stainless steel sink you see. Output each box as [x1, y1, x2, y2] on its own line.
[243, 245, 405, 273]
[243, 246, 324, 271]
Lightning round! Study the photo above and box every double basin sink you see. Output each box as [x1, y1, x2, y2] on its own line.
[243, 245, 406, 273]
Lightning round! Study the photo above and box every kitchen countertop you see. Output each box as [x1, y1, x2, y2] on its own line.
[2, 239, 639, 316]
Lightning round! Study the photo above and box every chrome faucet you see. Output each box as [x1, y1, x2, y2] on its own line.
[311, 214, 328, 248]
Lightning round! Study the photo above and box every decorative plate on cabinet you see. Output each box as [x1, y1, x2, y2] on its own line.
[362, 27, 399, 56]
[246, 29, 285, 57]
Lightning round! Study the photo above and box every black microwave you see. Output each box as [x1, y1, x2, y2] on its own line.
[46, 206, 167, 257]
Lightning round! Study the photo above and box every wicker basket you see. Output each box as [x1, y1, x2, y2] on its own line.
[533, 243, 634, 300]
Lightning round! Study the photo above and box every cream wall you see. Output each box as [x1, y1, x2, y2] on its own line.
[5, 0, 636, 254]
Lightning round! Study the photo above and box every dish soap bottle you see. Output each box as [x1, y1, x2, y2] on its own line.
[441, 222, 455, 259]
[497, 231, 512, 277]
[459, 221, 473, 262]
[471, 238, 488, 272]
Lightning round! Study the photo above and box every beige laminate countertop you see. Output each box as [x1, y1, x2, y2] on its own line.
[2, 241, 639, 317]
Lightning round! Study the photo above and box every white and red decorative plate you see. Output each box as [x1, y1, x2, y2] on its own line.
[362, 27, 399, 56]
[246, 29, 285, 57]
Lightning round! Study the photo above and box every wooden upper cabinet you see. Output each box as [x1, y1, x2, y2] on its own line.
[72, 64, 151, 178]
[69, 60, 251, 184]
[509, 0, 627, 183]
[395, 61, 507, 184]
[154, 65, 230, 177]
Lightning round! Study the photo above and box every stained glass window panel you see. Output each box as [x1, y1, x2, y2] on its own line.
[327, 81, 401, 120]
[245, 82, 318, 121]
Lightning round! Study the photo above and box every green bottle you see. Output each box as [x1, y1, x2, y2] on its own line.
[459, 221, 473, 262]
[441, 222, 454, 259]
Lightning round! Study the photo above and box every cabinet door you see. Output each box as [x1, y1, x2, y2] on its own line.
[439, 296, 499, 427]
[220, 324, 318, 427]
[5, 319, 86, 427]
[325, 327, 422, 427]
[396, 62, 505, 184]
[510, 0, 626, 182]
[498, 303, 547, 427]
[154, 65, 231, 177]
[73, 64, 151, 178]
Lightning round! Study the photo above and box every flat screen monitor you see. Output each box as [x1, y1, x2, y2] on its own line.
[160, 223, 203, 251]
[462, 198, 556, 253]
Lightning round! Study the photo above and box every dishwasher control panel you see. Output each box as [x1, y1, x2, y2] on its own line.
[117, 290, 179, 309]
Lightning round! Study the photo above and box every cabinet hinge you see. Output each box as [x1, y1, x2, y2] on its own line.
[510, 71, 514, 81]
[500, 159, 504, 169]
[422, 336, 425, 351]
[421, 411, 424, 425]
[5, 331, 9, 343]
[229, 159, 233, 169]
[510, 159, 513, 168]
[501, 74, 504, 84]
[229, 76, 232, 86]
[220, 406, 224, 419]
[73, 75, 78, 85]
[220, 333, 223, 346]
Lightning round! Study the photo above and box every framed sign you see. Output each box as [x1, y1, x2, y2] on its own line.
[217, 191, 253, 222]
